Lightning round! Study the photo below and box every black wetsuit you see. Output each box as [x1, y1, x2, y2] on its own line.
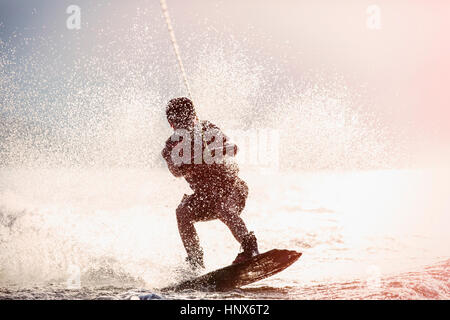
[162, 120, 248, 222]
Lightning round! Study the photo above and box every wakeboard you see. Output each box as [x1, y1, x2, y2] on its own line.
[161, 249, 301, 292]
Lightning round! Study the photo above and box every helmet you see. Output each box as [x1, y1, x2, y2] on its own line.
[166, 97, 196, 128]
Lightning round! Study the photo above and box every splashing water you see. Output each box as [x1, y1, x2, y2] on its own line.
[0, 6, 408, 170]
[1, 5, 448, 299]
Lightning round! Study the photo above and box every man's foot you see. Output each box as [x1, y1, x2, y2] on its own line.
[185, 254, 205, 271]
[232, 232, 259, 265]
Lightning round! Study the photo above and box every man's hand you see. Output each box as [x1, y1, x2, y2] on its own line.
[162, 135, 186, 177]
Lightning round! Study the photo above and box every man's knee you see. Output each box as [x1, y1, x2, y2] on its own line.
[176, 204, 188, 223]
[177, 195, 194, 224]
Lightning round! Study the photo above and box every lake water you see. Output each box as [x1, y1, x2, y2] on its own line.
[1, 167, 448, 299]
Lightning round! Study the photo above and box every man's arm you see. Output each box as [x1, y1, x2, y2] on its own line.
[222, 134, 238, 156]
[204, 122, 238, 157]
[161, 137, 184, 177]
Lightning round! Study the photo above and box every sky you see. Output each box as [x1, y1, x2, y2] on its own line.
[1, 0, 449, 168]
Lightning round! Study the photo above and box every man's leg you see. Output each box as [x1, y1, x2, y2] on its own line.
[217, 182, 259, 264]
[176, 194, 204, 269]
[218, 205, 259, 265]
[218, 209, 249, 243]
[217, 181, 250, 242]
